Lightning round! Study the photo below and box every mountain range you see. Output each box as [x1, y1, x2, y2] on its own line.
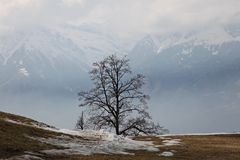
[0, 24, 240, 133]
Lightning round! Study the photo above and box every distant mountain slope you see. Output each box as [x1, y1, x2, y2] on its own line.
[1, 25, 239, 96]
[130, 27, 240, 91]
[129, 27, 240, 133]
[0, 27, 85, 95]
[0, 25, 125, 96]
[1, 24, 240, 133]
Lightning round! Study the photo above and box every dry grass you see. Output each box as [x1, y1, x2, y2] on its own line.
[0, 111, 40, 125]
[0, 111, 54, 128]
[0, 112, 65, 158]
[1, 111, 240, 160]
[0, 120, 60, 158]
[164, 134, 240, 160]
[42, 134, 240, 160]
[134, 134, 240, 160]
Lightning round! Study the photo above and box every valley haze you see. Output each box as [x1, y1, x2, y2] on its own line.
[0, 0, 240, 134]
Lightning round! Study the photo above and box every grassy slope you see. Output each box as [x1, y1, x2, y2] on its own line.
[0, 111, 63, 158]
[136, 135, 240, 160]
[1, 111, 240, 160]
[48, 135, 240, 160]
[0, 111, 54, 128]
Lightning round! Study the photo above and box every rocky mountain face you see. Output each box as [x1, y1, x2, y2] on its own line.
[129, 27, 240, 133]
[130, 27, 240, 91]
[2, 25, 239, 96]
[0, 25, 124, 96]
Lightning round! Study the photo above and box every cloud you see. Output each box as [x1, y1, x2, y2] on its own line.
[0, 0, 240, 38]
[62, 0, 85, 7]
[0, 0, 33, 17]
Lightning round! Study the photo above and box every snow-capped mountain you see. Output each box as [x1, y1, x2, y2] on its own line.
[130, 27, 240, 91]
[1, 24, 240, 97]
[1, 24, 240, 132]
[0, 25, 124, 96]
[55, 24, 126, 63]
[129, 26, 240, 133]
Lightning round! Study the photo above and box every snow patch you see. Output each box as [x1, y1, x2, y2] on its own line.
[182, 48, 193, 55]
[3, 118, 56, 131]
[6, 155, 43, 160]
[162, 139, 181, 146]
[31, 129, 159, 156]
[18, 68, 29, 77]
[154, 27, 240, 54]
[4, 119, 24, 125]
[212, 50, 219, 55]
[160, 151, 174, 157]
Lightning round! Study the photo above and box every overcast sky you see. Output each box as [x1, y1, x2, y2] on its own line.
[1, 0, 240, 133]
[0, 0, 240, 38]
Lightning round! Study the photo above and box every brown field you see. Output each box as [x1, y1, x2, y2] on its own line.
[1, 111, 240, 160]
[40, 134, 240, 160]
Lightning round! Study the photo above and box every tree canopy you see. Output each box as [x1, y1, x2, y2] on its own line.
[78, 54, 168, 136]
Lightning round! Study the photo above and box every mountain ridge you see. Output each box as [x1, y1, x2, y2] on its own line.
[1, 24, 240, 132]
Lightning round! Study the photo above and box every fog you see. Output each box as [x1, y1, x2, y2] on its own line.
[0, 0, 240, 134]
[1, 0, 240, 38]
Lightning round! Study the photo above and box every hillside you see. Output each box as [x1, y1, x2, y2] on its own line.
[0, 111, 61, 159]
[0, 25, 123, 96]
[0, 111, 240, 160]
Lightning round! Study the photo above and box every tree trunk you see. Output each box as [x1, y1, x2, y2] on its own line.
[115, 119, 120, 135]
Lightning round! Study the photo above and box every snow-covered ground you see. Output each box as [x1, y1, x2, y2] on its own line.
[7, 154, 43, 160]
[160, 151, 174, 157]
[161, 139, 181, 146]
[3, 118, 159, 156]
[3, 118, 56, 130]
[33, 129, 159, 155]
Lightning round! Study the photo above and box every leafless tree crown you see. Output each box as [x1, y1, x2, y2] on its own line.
[78, 54, 168, 135]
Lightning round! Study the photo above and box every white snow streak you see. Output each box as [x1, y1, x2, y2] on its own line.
[162, 139, 181, 146]
[18, 68, 29, 77]
[34, 129, 159, 155]
[160, 151, 174, 157]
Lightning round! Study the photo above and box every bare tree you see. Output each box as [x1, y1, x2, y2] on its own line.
[78, 55, 168, 135]
[75, 111, 85, 130]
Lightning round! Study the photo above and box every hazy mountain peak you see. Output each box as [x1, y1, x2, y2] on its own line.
[133, 27, 240, 55]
